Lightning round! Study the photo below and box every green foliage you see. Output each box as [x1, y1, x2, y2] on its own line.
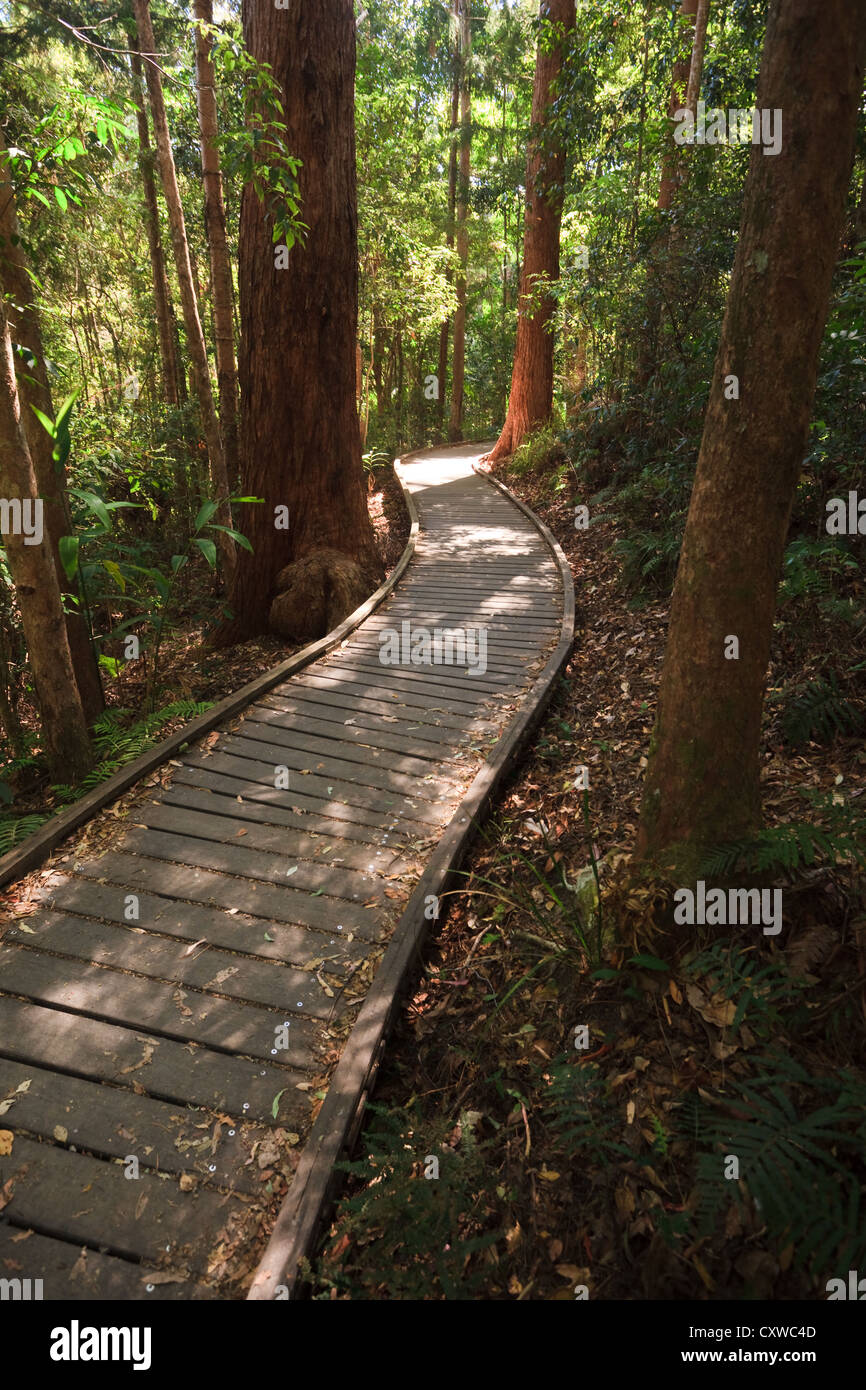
[688, 1054, 866, 1278]
[0, 700, 211, 853]
[682, 941, 809, 1041]
[698, 789, 866, 878]
[777, 670, 861, 747]
[209, 21, 306, 248]
[0, 812, 48, 854]
[311, 1103, 501, 1300]
[49, 700, 212, 804]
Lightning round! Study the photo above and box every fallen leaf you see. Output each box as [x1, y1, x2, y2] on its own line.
[53, 1125, 68, 1143]
[0, 1131, 13, 1155]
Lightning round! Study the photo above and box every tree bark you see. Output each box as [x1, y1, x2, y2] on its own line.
[0, 304, 92, 781]
[0, 129, 104, 722]
[487, 0, 576, 462]
[634, 0, 698, 390]
[218, 0, 382, 645]
[436, 26, 461, 441]
[448, 0, 471, 443]
[130, 49, 181, 409]
[193, 0, 240, 491]
[684, 0, 711, 118]
[636, 0, 866, 882]
[132, 0, 235, 585]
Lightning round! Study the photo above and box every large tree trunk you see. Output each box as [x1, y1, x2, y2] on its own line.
[636, 0, 866, 883]
[0, 130, 104, 722]
[193, 0, 240, 491]
[132, 0, 235, 585]
[0, 305, 92, 782]
[218, 0, 382, 646]
[129, 49, 181, 409]
[487, 0, 576, 463]
[448, 0, 471, 443]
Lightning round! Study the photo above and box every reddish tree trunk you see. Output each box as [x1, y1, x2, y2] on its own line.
[193, 0, 240, 490]
[487, 0, 576, 462]
[0, 130, 104, 722]
[0, 305, 92, 781]
[219, 0, 382, 645]
[636, 0, 866, 884]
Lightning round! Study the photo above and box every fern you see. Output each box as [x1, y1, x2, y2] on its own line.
[546, 1059, 640, 1164]
[687, 1054, 866, 1277]
[311, 1103, 501, 1300]
[683, 941, 808, 1039]
[779, 671, 861, 746]
[699, 790, 866, 878]
[0, 812, 48, 854]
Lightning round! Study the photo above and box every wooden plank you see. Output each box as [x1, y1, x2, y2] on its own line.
[2, 1135, 258, 1275]
[228, 722, 471, 783]
[287, 669, 500, 713]
[297, 665, 504, 712]
[25, 871, 372, 972]
[66, 851, 393, 938]
[0, 996, 309, 1125]
[0, 944, 322, 1067]
[0, 1226, 214, 1300]
[325, 650, 522, 686]
[331, 659, 536, 694]
[242, 704, 470, 763]
[210, 731, 464, 800]
[0, 1056, 267, 1194]
[139, 801, 421, 876]
[168, 762, 444, 835]
[164, 770, 394, 839]
[349, 622, 556, 649]
[115, 827, 396, 909]
[180, 750, 457, 827]
[260, 686, 497, 736]
[3, 912, 346, 1020]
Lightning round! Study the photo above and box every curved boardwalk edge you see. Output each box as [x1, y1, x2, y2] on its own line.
[247, 459, 575, 1299]
[0, 480, 421, 892]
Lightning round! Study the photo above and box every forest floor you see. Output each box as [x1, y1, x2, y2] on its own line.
[310, 444, 866, 1302]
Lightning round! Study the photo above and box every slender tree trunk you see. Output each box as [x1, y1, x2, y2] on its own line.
[635, 0, 698, 390]
[0, 305, 92, 781]
[488, 0, 576, 462]
[448, 0, 472, 443]
[657, 0, 699, 213]
[437, 22, 460, 440]
[0, 130, 104, 721]
[636, 0, 866, 883]
[193, 0, 240, 490]
[132, 0, 235, 585]
[218, 0, 382, 645]
[684, 0, 711, 117]
[130, 49, 180, 408]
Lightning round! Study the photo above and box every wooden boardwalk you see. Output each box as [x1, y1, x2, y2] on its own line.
[0, 444, 568, 1299]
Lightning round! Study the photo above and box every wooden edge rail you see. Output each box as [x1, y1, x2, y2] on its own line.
[0, 460, 422, 892]
[246, 460, 576, 1300]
